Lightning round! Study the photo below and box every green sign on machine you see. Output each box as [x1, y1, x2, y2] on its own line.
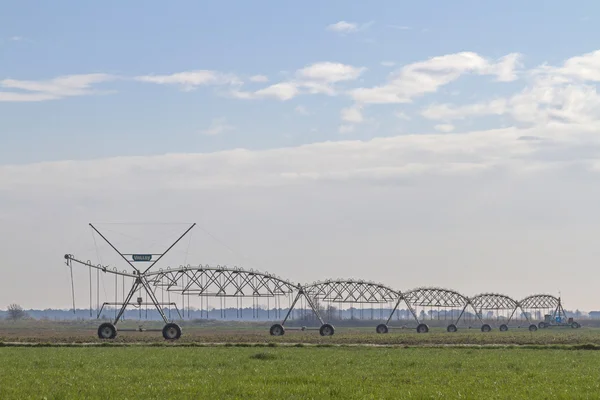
[132, 254, 153, 262]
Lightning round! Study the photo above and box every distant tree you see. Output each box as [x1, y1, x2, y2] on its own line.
[7, 304, 26, 321]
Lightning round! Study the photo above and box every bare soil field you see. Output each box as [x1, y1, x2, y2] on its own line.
[2, 319, 599, 346]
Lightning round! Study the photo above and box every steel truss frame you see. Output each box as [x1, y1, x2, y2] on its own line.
[468, 293, 537, 332]
[63, 224, 579, 339]
[65, 222, 199, 340]
[145, 266, 335, 336]
[65, 223, 335, 339]
[519, 294, 580, 329]
[301, 279, 407, 334]
[146, 265, 335, 336]
[392, 287, 486, 333]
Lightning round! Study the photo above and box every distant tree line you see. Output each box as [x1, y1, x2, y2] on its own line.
[2, 302, 600, 322]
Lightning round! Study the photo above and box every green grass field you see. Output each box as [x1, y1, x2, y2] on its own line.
[0, 346, 599, 399]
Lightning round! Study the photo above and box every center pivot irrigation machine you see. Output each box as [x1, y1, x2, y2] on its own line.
[64, 223, 335, 340]
[64, 223, 581, 340]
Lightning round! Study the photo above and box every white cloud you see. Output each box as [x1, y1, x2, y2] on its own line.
[421, 50, 600, 127]
[350, 51, 522, 104]
[135, 70, 241, 91]
[485, 53, 523, 82]
[387, 25, 411, 30]
[340, 105, 364, 123]
[422, 99, 508, 121]
[0, 73, 115, 102]
[254, 82, 300, 101]
[10, 36, 23, 41]
[230, 61, 365, 101]
[434, 124, 455, 133]
[250, 75, 269, 83]
[201, 117, 235, 135]
[7, 50, 600, 311]
[4, 124, 600, 192]
[5, 122, 600, 309]
[326, 21, 358, 33]
[535, 49, 600, 82]
[296, 62, 365, 83]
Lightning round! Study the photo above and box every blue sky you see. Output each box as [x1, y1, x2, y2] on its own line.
[3, 1, 600, 310]
[1, 0, 598, 164]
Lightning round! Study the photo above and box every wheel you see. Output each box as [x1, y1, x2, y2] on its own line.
[528, 324, 538, 332]
[319, 323, 335, 336]
[269, 323, 285, 336]
[499, 324, 508, 332]
[538, 322, 547, 329]
[447, 324, 457, 333]
[97, 322, 117, 339]
[481, 324, 492, 333]
[376, 323, 389, 334]
[571, 322, 581, 329]
[416, 323, 429, 333]
[162, 323, 182, 340]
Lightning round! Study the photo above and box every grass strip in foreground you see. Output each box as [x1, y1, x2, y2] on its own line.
[1, 346, 599, 399]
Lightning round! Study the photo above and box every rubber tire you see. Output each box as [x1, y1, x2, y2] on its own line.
[571, 322, 580, 329]
[376, 323, 388, 334]
[529, 324, 538, 332]
[162, 323, 182, 340]
[447, 324, 458, 333]
[481, 324, 492, 333]
[97, 322, 117, 339]
[499, 324, 508, 332]
[416, 323, 429, 333]
[269, 323, 285, 336]
[319, 323, 335, 336]
[538, 322, 547, 329]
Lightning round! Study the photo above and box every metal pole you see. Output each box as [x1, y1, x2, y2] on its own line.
[454, 303, 469, 326]
[113, 277, 141, 325]
[142, 223, 196, 274]
[302, 291, 325, 325]
[507, 306, 518, 324]
[89, 223, 138, 272]
[139, 277, 169, 324]
[281, 291, 302, 325]
[68, 259, 76, 313]
[386, 297, 403, 325]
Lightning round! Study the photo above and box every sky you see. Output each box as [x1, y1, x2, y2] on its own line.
[2, 1, 600, 311]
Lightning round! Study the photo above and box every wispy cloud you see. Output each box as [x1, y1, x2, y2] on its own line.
[326, 21, 358, 33]
[201, 117, 235, 136]
[250, 75, 269, 83]
[0, 73, 116, 102]
[434, 123, 455, 133]
[230, 61, 366, 101]
[387, 25, 411, 30]
[135, 70, 241, 91]
[340, 105, 364, 123]
[350, 51, 523, 104]
[420, 50, 600, 128]
[326, 20, 374, 34]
